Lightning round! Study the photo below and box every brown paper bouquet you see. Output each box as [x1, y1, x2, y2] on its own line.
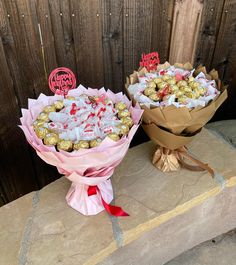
[126, 53, 227, 174]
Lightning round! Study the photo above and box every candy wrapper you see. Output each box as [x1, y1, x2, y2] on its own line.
[19, 85, 143, 216]
[126, 60, 227, 174]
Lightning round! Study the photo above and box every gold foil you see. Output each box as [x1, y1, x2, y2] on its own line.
[73, 140, 89, 150]
[57, 140, 73, 151]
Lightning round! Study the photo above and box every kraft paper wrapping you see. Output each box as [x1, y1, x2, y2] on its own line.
[126, 62, 228, 172]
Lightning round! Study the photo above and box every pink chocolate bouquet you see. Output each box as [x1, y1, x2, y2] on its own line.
[20, 85, 143, 216]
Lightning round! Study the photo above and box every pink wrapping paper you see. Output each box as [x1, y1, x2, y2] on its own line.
[19, 85, 143, 215]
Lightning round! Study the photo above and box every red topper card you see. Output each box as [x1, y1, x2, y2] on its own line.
[48, 67, 76, 97]
[139, 52, 160, 72]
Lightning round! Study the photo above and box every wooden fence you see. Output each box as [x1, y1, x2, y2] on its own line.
[0, 0, 236, 205]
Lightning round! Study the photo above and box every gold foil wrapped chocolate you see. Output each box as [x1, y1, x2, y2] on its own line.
[148, 81, 156, 88]
[43, 105, 56, 113]
[44, 133, 59, 146]
[175, 91, 184, 98]
[73, 140, 90, 150]
[90, 138, 102, 148]
[115, 102, 126, 111]
[177, 80, 188, 87]
[167, 78, 176, 85]
[117, 124, 129, 135]
[37, 112, 50, 122]
[162, 74, 171, 81]
[118, 109, 131, 119]
[144, 87, 155, 96]
[121, 117, 133, 128]
[177, 96, 188, 104]
[57, 140, 73, 151]
[153, 77, 162, 84]
[188, 76, 195, 82]
[54, 100, 64, 110]
[157, 82, 167, 90]
[170, 84, 179, 93]
[35, 127, 49, 139]
[149, 93, 160, 102]
[32, 120, 45, 129]
[108, 133, 120, 141]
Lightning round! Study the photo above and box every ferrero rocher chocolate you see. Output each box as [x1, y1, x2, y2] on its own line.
[54, 100, 64, 110]
[167, 79, 176, 85]
[43, 105, 56, 113]
[157, 82, 167, 90]
[32, 120, 45, 129]
[177, 80, 188, 87]
[162, 74, 171, 81]
[188, 76, 195, 82]
[144, 87, 155, 96]
[175, 91, 184, 98]
[115, 102, 126, 111]
[117, 124, 129, 135]
[178, 96, 188, 104]
[153, 77, 162, 84]
[148, 81, 156, 88]
[90, 138, 102, 148]
[37, 112, 50, 122]
[170, 85, 179, 93]
[57, 140, 73, 151]
[73, 140, 89, 150]
[149, 93, 160, 102]
[44, 133, 59, 146]
[181, 86, 192, 93]
[121, 117, 133, 128]
[118, 109, 131, 119]
[35, 127, 49, 139]
[108, 133, 120, 141]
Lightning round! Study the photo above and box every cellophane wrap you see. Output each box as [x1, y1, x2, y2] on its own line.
[19, 85, 143, 215]
[126, 62, 227, 172]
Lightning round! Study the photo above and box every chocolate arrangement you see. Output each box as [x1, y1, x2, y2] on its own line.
[32, 95, 133, 151]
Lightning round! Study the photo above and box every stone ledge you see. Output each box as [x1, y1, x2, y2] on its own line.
[0, 128, 236, 265]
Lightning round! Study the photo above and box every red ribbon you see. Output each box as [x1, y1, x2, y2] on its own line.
[87, 186, 129, 217]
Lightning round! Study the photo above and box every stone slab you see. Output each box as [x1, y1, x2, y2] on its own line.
[100, 180, 236, 265]
[0, 128, 236, 265]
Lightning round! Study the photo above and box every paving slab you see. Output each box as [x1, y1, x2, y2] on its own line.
[0, 128, 236, 265]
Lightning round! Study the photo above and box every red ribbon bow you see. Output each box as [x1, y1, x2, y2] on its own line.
[87, 186, 129, 217]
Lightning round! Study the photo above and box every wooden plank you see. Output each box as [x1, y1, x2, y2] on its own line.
[3, 0, 49, 107]
[70, 0, 104, 88]
[151, 0, 175, 62]
[35, 0, 58, 75]
[123, 0, 153, 77]
[2, 0, 61, 191]
[0, 182, 7, 206]
[0, 36, 38, 201]
[169, 0, 203, 64]
[211, 0, 236, 120]
[101, 0, 124, 92]
[0, 1, 28, 109]
[194, 0, 225, 70]
[211, 0, 236, 80]
[46, 0, 77, 75]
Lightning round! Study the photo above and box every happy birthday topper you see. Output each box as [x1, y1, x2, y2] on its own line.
[139, 52, 160, 72]
[48, 67, 76, 97]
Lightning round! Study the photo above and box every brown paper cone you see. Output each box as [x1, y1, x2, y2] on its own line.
[125, 62, 227, 173]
